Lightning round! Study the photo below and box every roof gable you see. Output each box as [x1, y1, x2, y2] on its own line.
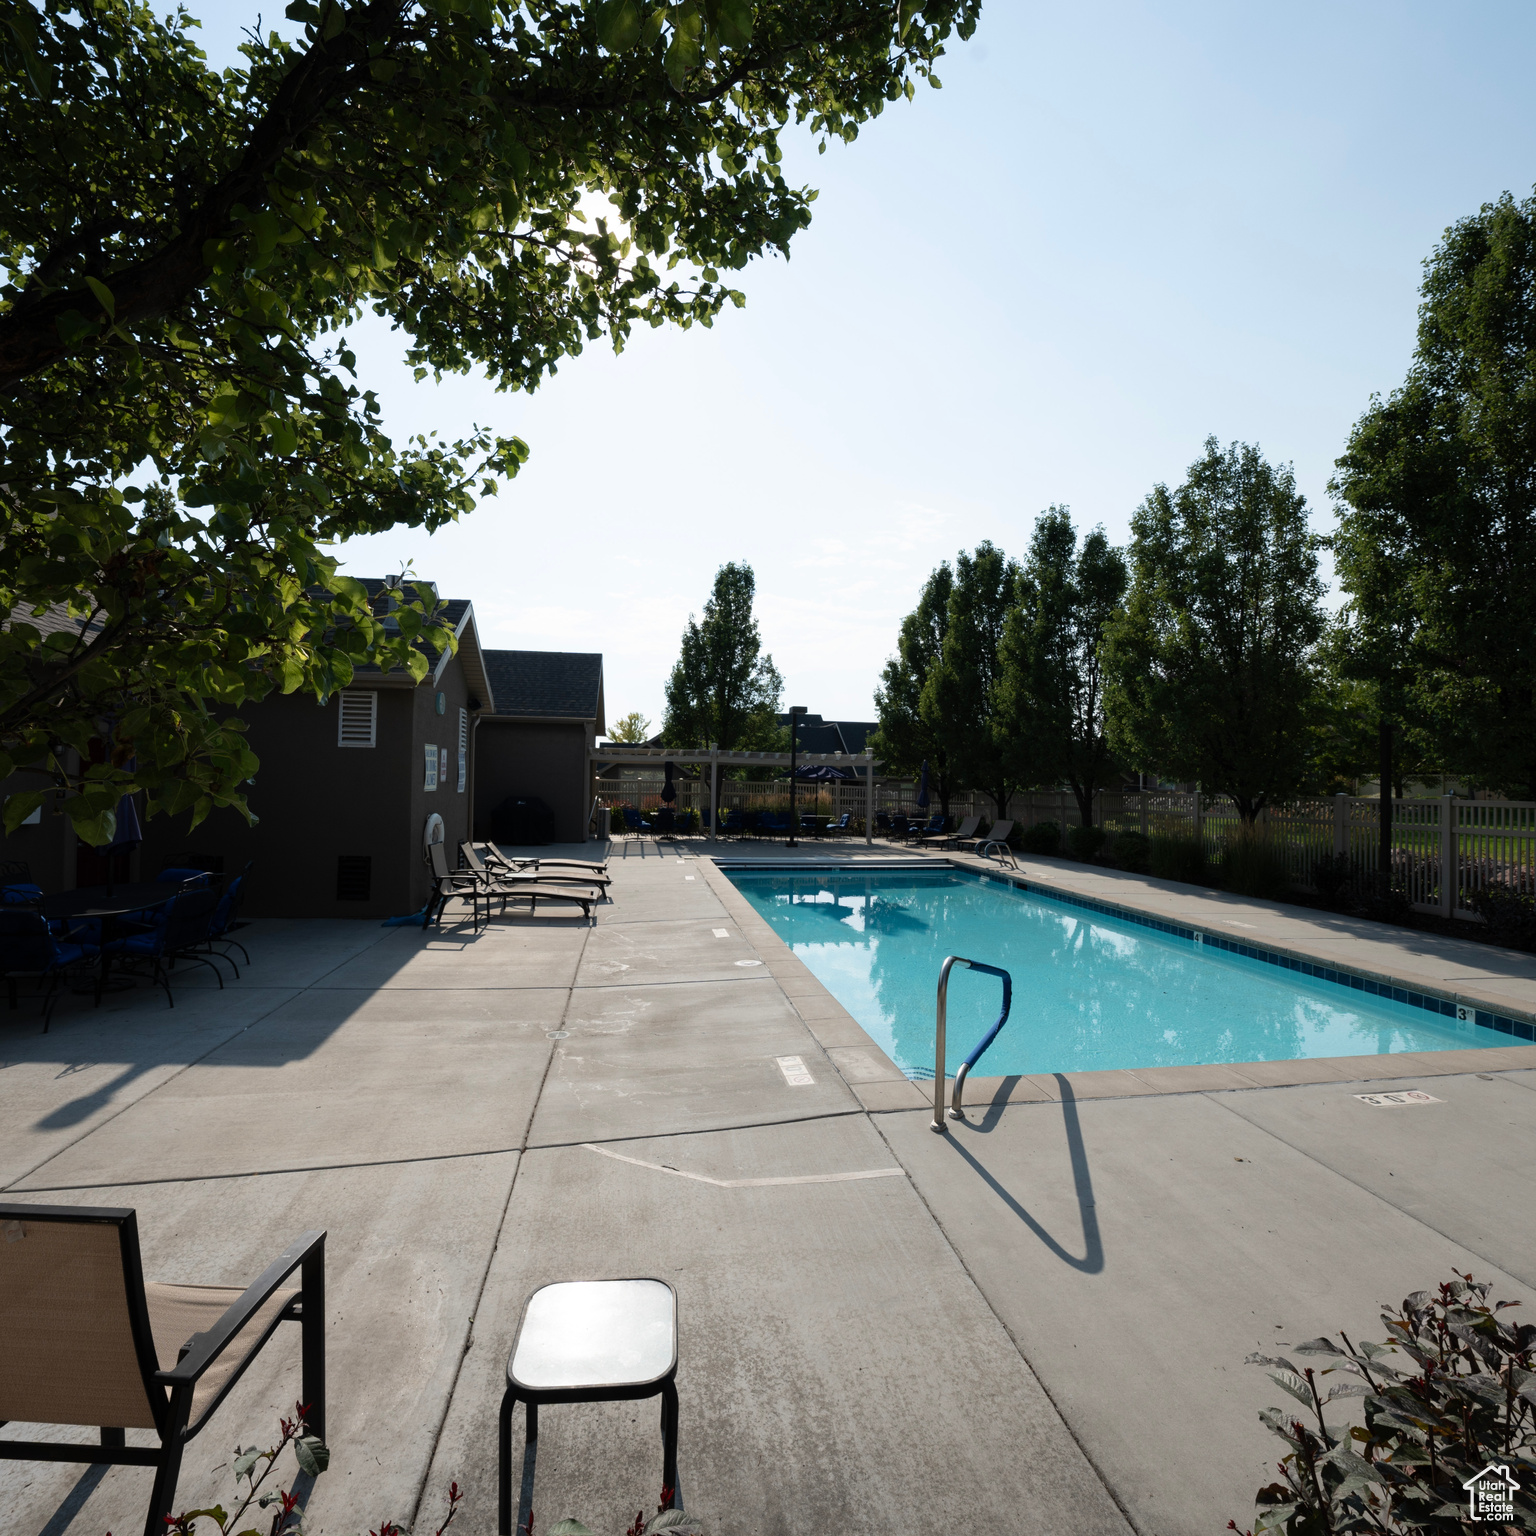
[483, 649, 603, 720]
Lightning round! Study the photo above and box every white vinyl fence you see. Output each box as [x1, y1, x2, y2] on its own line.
[598, 776, 1536, 922]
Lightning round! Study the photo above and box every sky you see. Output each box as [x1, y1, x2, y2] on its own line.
[192, 2, 1536, 734]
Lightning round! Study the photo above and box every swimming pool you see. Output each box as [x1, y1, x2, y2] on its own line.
[725, 866, 1509, 1078]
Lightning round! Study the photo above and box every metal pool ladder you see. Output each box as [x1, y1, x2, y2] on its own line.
[931, 955, 1013, 1133]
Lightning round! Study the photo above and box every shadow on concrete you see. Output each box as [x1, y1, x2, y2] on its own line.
[945, 1074, 1104, 1274]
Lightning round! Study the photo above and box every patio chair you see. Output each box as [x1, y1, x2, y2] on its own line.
[103, 888, 230, 1005]
[460, 843, 609, 892]
[886, 814, 911, 841]
[427, 842, 598, 929]
[204, 862, 253, 972]
[929, 814, 981, 849]
[0, 910, 98, 1031]
[874, 812, 893, 837]
[498, 1279, 679, 1536]
[621, 806, 651, 836]
[975, 821, 1017, 864]
[904, 813, 946, 844]
[757, 813, 790, 840]
[823, 812, 854, 837]
[474, 844, 610, 883]
[0, 1203, 324, 1536]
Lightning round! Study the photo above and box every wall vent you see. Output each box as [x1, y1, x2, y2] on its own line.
[338, 690, 377, 747]
[336, 855, 372, 902]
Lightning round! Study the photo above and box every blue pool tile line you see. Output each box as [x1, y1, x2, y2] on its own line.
[965, 869, 1536, 1044]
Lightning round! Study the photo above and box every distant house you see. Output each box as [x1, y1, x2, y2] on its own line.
[473, 650, 605, 844]
[776, 713, 877, 773]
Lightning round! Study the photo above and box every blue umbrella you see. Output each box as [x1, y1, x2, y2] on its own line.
[916, 759, 930, 810]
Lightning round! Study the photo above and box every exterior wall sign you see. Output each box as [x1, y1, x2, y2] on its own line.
[424, 742, 439, 791]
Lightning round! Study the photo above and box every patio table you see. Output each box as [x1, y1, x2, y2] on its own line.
[42, 882, 175, 1001]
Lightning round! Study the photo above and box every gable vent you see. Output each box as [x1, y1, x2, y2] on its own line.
[338, 690, 377, 747]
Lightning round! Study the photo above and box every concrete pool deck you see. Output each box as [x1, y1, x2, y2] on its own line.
[2, 837, 1534, 1536]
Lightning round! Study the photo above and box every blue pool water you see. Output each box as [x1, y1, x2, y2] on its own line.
[726, 867, 1503, 1078]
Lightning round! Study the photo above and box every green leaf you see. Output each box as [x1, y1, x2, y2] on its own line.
[594, 0, 643, 51]
[83, 276, 116, 319]
[645, 1511, 704, 1533]
[548, 1523, 595, 1536]
[294, 1434, 330, 1476]
[64, 798, 116, 848]
[3, 791, 47, 834]
[716, 0, 752, 47]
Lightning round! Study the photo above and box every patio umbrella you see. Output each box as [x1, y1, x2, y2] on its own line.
[916, 759, 930, 810]
[794, 764, 854, 780]
[661, 761, 677, 803]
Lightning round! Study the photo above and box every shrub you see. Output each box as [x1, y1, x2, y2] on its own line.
[1110, 830, 1151, 873]
[608, 806, 627, 836]
[1218, 834, 1293, 900]
[162, 1406, 702, 1536]
[1470, 885, 1536, 950]
[1309, 851, 1354, 908]
[1233, 1272, 1536, 1536]
[1020, 821, 1063, 855]
[1149, 832, 1207, 883]
[1066, 823, 1108, 861]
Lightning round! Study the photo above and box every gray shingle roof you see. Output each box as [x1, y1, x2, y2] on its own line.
[484, 650, 603, 719]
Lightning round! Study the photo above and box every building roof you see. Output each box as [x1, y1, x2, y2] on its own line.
[483, 650, 604, 726]
[776, 713, 877, 756]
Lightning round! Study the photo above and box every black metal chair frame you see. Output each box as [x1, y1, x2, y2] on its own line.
[1, 909, 99, 1033]
[0, 1204, 324, 1536]
[497, 1280, 679, 1536]
[201, 861, 253, 972]
[108, 888, 230, 1006]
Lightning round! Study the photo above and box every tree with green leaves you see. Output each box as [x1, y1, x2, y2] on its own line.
[870, 560, 954, 813]
[607, 710, 652, 744]
[1103, 439, 1326, 823]
[1332, 188, 1536, 802]
[920, 540, 1019, 817]
[0, 0, 976, 844]
[995, 507, 1127, 826]
[661, 561, 783, 766]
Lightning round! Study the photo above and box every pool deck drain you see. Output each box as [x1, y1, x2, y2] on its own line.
[2, 836, 1534, 1536]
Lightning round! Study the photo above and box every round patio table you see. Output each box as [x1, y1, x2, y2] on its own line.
[42, 882, 175, 1000]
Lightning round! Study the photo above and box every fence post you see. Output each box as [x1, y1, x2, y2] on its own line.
[1194, 788, 1204, 854]
[865, 751, 874, 846]
[1333, 792, 1347, 858]
[1439, 794, 1455, 918]
[1140, 788, 1148, 838]
[709, 745, 719, 841]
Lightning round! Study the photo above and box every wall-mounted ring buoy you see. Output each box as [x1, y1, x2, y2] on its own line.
[423, 812, 445, 851]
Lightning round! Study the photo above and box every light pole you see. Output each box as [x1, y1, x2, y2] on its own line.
[787, 705, 807, 847]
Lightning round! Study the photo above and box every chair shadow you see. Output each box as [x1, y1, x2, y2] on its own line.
[942, 1073, 1104, 1274]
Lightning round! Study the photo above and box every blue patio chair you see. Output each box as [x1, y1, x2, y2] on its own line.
[758, 812, 790, 839]
[875, 812, 893, 836]
[824, 812, 854, 836]
[887, 814, 911, 840]
[204, 863, 253, 973]
[905, 813, 945, 843]
[104, 888, 229, 1006]
[621, 805, 652, 835]
[0, 910, 98, 1031]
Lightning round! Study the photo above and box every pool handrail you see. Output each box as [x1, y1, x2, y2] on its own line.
[931, 955, 1013, 1133]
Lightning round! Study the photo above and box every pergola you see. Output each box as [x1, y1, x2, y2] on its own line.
[589, 745, 882, 845]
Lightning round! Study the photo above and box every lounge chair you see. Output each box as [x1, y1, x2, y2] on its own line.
[928, 814, 981, 849]
[0, 1202, 325, 1536]
[904, 814, 946, 844]
[461, 843, 609, 891]
[975, 821, 1016, 864]
[475, 843, 609, 881]
[427, 842, 598, 928]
